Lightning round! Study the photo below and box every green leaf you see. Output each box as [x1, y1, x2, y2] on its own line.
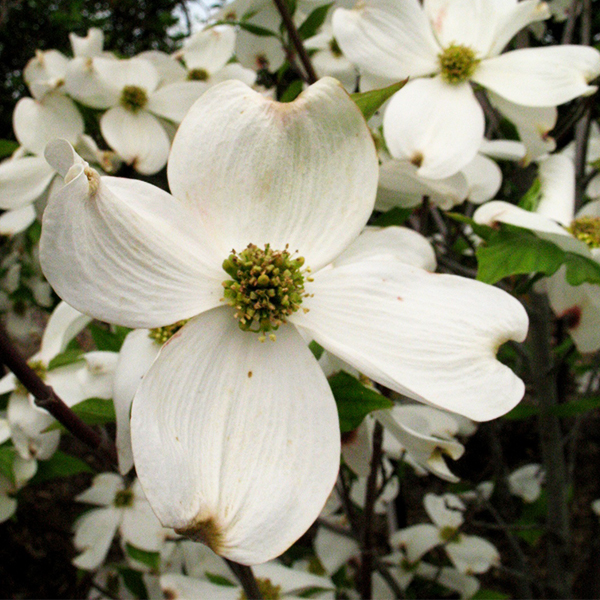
[204, 572, 237, 587]
[475, 226, 565, 285]
[518, 178, 541, 212]
[298, 2, 332, 39]
[71, 397, 116, 426]
[33, 450, 92, 483]
[550, 396, 600, 417]
[370, 207, 414, 227]
[471, 589, 511, 600]
[237, 21, 279, 37]
[351, 80, 407, 121]
[280, 79, 304, 103]
[118, 567, 149, 599]
[446, 212, 493, 241]
[89, 323, 131, 352]
[309, 340, 324, 360]
[0, 445, 16, 484]
[125, 543, 161, 571]
[0, 139, 19, 160]
[502, 403, 538, 420]
[47, 349, 85, 371]
[564, 252, 600, 286]
[329, 371, 393, 433]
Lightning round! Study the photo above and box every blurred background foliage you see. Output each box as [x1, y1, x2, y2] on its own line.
[0, 0, 195, 140]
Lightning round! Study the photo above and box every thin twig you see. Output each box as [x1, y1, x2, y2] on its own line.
[359, 420, 384, 600]
[271, 0, 318, 83]
[225, 559, 263, 599]
[0, 322, 118, 466]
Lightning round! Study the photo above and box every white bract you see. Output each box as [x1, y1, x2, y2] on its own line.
[73, 473, 168, 570]
[474, 154, 600, 352]
[508, 463, 545, 502]
[0, 301, 116, 460]
[40, 78, 527, 564]
[332, 0, 600, 178]
[392, 493, 500, 575]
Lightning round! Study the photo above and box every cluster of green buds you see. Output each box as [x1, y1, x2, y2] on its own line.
[569, 215, 600, 248]
[187, 68, 209, 81]
[439, 525, 461, 543]
[221, 243, 309, 342]
[438, 44, 480, 85]
[120, 85, 148, 113]
[14, 360, 46, 396]
[148, 319, 189, 345]
[239, 578, 282, 600]
[113, 487, 135, 508]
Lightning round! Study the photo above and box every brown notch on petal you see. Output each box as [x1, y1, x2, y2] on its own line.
[341, 429, 358, 446]
[162, 589, 178, 600]
[559, 306, 582, 330]
[410, 152, 423, 168]
[175, 516, 224, 553]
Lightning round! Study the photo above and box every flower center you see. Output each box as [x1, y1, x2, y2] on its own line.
[568, 216, 600, 248]
[113, 488, 135, 508]
[15, 360, 46, 396]
[120, 85, 148, 112]
[148, 319, 189, 345]
[239, 578, 282, 600]
[187, 68, 209, 81]
[439, 526, 461, 542]
[438, 44, 479, 85]
[329, 38, 343, 58]
[221, 243, 309, 342]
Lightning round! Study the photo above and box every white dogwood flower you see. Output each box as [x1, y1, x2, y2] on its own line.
[333, 0, 600, 178]
[40, 78, 527, 564]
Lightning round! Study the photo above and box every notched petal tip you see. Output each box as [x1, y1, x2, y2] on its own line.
[44, 138, 82, 178]
[175, 515, 224, 554]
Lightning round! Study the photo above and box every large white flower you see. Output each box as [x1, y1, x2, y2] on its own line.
[332, 0, 600, 178]
[40, 78, 527, 564]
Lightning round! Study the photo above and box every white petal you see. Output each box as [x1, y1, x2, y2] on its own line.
[488, 92, 557, 163]
[536, 153, 575, 225]
[487, 0, 550, 56]
[72, 506, 121, 570]
[424, 493, 465, 529]
[0, 205, 37, 236]
[168, 78, 378, 271]
[94, 57, 160, 97]
[76, 472, 124, 505]
[131, 308, 341, 564]
[160, 574, 237, 600]
[508, 463, 544, 502]
[377, 158, 469, 210]
[473, 200, 588, 255]
[315, 525, 360, 574]
[461, 154, 502, 204]
[479, 139, 526, 161]
[181, 25, 236, 73]
[0, 156, 54, 210]
[8, 393, 60, 460]
[208, 63, 257, 87]
[545, 265, 600, 353]
[65, 57, 119, 109]
[424, 0, 498, 56]
[0, 494, 17, 523]
[383, 78, 485, 179]
[24, 50, 69, 90]
[40, 158, 223, 328]
[473, 46, 600, 106]
[13, 94, 83, 156]
[342, 419, 372, 477]
[100, 107, 170, 175]
[113, 329, 160, 474]
[332, 0, 439, 79]
[333, 226, 437, 271]
[294, 260, 528, 421]
[136, 50, 187, 86]
[147, 81, 207, 123]
[121, 499, 166, 552]
[254, 561, 336, 594]
[70, 28, 104, 58]
[391, 524, 440, 563]
[446, 535, 500, 574]
[38, 301, 91, 363]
